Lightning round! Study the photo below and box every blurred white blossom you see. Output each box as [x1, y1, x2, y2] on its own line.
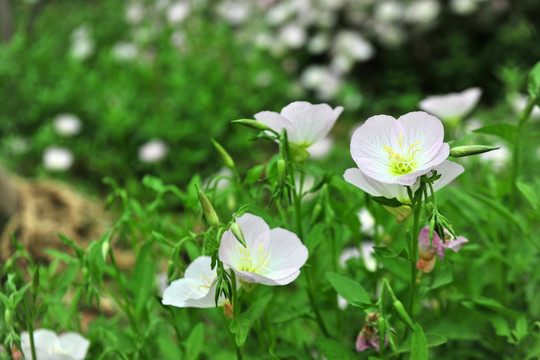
[510, 93, 540, 120]
[279, 24, 307, 49]
[217, 1, 251, 25]
[21, 329, 89, 360]
[126, 2, 145, 24]
[405, 0, 440, 25]
[53, 114, 82, 137]
[167, 1, 190, 23]
[70, 25, 94, 60]
[43, 147, 74, 171]
[139, 139, 168, 163]
[112, 42, 139, 61]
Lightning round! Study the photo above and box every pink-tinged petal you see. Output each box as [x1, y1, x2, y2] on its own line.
[58, 333, 90, 360]
[280, 101, 342, 145]
[418, 226, 442, 248]
[396, 111, 445, 165]
[419, 88, 482, 120]
[254, 111, 294, 137]
[416, 257, 436, 273]
[431, 160, 464, 191]
[350, 115, 399, 166]
[443, 236, 469, 253]
[235, 213, 271, 248]
[343, 168, 409, 203]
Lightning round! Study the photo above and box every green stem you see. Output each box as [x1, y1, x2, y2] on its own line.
[108, 246, 138, 331]
[22, 300, 37, 360]
[511, 97, 536, 210]
[407, 187, 422, 318]
[230, 272, 243, 360]
[305, 268, 330, 337]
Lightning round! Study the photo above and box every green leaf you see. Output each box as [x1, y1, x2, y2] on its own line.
[486, 315, 511, 338]
[372, 196, 403, 208]
[463, 297, 521, 317]
[230, 293, 273, 347]
[132, 245, 155, 317]
[373, 246, 408, 260]
[513, 316, 528, 343]
[473, 123, 517, 143]
[429, 264, 453, 290]
[399, 333, 447, 353]
[142, 175, 165, 192]
[185, 323, 204, 360]
[305, 223, 326, 253]
[316, 338, 356, 360]
[411, 323, 428, 360]
[244, 164, 265, 184]
[44, 249, 78, 265]
[469, 192, 525, 231]
[326, 272, 371, 307]
[528, 61, 540, 99]
[517, 181, 538, 210]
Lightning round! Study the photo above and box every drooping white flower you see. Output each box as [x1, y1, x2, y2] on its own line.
[344, 160, 464, 204]
[219, 213, 308, 286]
[348, 112, 450, 186]
[53, 114, 82, 137]
[419, 88, 482, 121]
[138, 139, 168, 163]
[254, 101, 343, 149]
[43, 147, 74, 171]
[162, 256, 228, 308]
[20, 329, 90, 360]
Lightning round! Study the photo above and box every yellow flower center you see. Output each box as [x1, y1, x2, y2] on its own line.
[382, 133, 423, 176]
[236, 243, 271, 274]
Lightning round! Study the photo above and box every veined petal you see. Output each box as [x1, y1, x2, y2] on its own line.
[281, 101, 343, 145]
[21, 329, 59, 360]
[443, 236, 469, 253]
[396, 112, 445, 164]
[350, 114, 399, 167]
[431, 160, 465, 191]
[184, 256, 215, 281]
[254, 111, 294, 137]
[235, 213, 271, 248]
[343, 168, 409, 203]
[265, 228, 308, 274]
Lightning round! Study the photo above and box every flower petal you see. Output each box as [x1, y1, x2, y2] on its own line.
[235, 213, 271, 248]
[58, 333, 90, 360]
[350, 114, 399, 167]
[21, 329, 59, 360]
[343, 168, 410, 203]
[419, 88, 482, 119]
[431, 160, 465, 191]
[184, 256, 215, 281]
[281, 101, 343, 145]
[254, 110, 294, 137]
[443, 236, 469, 253]
[396, 111, 445, 165]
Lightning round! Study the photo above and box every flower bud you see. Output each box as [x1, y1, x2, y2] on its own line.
[230, 222, 246, 247]
[211, 139, 235, 170]
[231, 119, 274, 132]
[277, 159, 287, 185]
[311, 203, 323, 223]
[392, 300, 414, 330]
[449, 145, 500, 158]
[223, 301, 234, 319]
[382, 205, 412, 223]
[101, 239, 110, 261]
[196, 186, 220, 227]
[4, 308, 12, 329]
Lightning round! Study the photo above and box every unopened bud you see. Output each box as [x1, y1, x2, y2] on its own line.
[4, 308, 12, 329]
[311, 203, 323, 223]
[211, 139, 235, 169]
[223, 301, 234, 319]
[392, 300, 414, 331]
[196, 186, 220, 226]
[449, 145, 500, 158]
[101, 239, 110, 261]
[231, 119, 274, 132]
[230, 222, 246, 247]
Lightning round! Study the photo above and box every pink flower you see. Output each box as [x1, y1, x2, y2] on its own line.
[416, 226, 469, 273]
[356, 312, 385, 352]
[349, 112, 450, 186]
[219, 213, 308, 286]
[254, 101, 343, 149]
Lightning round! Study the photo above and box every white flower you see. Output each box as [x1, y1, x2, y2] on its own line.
[21, 329, 90, 360]
[53, 114, 82, 137]
[138, 140, 168, 163]
[357, 208, 375, 236]
[126, 2, 145, 24]
[254, 101, 343, 150]
[405, 0, 440, 25]
[450, 0, 479, 15]
[167, 1, 190, 24]
[279, 24, 307, 49]
[111, 42, 139, 61]
[375, 1, 403, 23]
[43, 147, 74, 171]
[217, 1, 251, 25]
[348, 112, 450, 186]
[307, 33, 329, 54]
[162, 256, 228, 308]
[219, 213, 308, 286]
[344, 160, 464, 204]
[419, 87, 482, 121]
[70, 26, 94, 60]
[333, 31, 374, 63]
